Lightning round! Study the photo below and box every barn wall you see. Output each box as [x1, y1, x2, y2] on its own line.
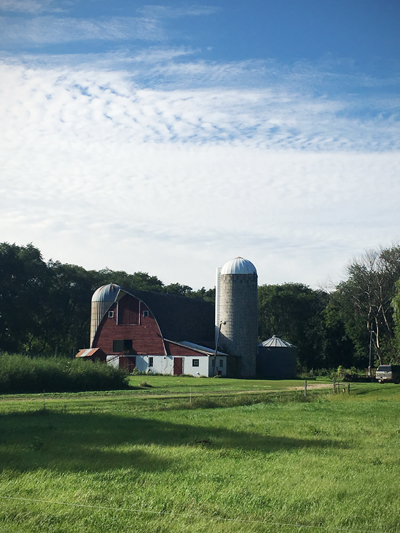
[208, 356, 228, 377]
[137, 355, 173, 374]
[105, 354, 228, 377]
[93, 299, 165, 355]
[182, 356, 209, 377]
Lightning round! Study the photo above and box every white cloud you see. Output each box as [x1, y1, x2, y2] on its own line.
[1, 59, 399, 288]
[137, 5, 220, 18]
[0, 0, 64, 14]
[1, 60, 399, 152]
[0, 15, 165, 45]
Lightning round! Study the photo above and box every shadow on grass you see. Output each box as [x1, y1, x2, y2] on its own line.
[0, 410, 346, 473]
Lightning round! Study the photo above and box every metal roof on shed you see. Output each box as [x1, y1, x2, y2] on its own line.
[75, 348, 106, 358]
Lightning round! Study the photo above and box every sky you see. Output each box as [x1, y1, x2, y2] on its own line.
[1, 0, 400, 290]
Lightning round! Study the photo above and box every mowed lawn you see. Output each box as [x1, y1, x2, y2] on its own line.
[0, 379, 399, 532]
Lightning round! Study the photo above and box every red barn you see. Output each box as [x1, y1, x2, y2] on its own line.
[87, 284, 228, 376]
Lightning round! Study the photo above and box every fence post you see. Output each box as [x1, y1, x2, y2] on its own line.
[348, 383, 350, 394]
[333, 377, 336, 393]
[304, 379, 307, 397]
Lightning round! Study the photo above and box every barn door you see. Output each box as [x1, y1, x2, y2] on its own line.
[119, 356, 136, 373]
[173, 357, 183, 376]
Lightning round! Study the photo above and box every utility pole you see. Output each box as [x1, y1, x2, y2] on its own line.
[368, 328, 373, 377]
[213, 320, 226, 376]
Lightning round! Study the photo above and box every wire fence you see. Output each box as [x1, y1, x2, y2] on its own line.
[0, 495, 392, 533]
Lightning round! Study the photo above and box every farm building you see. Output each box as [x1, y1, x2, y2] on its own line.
[257, 335, 297, 379]
[77, 257, 298, 378]
[75, 348, 107, 362]
[86, 284, 229, 377]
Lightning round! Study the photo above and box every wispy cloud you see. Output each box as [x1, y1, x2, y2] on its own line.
[0, 58, 399, 288]
[1, 57, 399, 152]
[137, 5, 220, 18]
[0, 2, 398, 289]
[0, 0, 65, 14]
[0, 15, 165, 45]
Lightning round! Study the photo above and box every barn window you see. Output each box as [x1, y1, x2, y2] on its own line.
[113, 339, 132, 353]
[149, 357, 153, 367]
[192, 359, 199, 367]
[108, 311, 114, 318]
[143, 310, 149, 317]
[219, 359, 224, 368]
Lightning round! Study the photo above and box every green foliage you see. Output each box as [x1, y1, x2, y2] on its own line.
[0, 243, 50, 354]
[98, 268, 165, 292]
[391, 278, 400, 362]
[333, 245, 400, 366]
[0, 243, 215, 357]
[0, 354, 129, 394]
[3, 241, 399, 372]
[258, 283, 329, 368]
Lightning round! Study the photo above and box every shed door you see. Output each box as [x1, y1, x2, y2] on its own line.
[173, 357, 183, 376]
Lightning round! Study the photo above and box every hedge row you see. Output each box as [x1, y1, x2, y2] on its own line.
[0, 354, 129, 394]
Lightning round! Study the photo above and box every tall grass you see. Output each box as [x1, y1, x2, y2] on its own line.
[0, 353, 129, 393]
[1, 381, 399, 532]
[0, 389, 399, 532]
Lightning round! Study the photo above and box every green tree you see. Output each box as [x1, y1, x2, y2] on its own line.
[334, 246, 400, 366]
[190, 287, 216, 306]
[0, 243, 50, 353]
[258, 283, 329, 369]
[391, 278, 400, 362]
[164, 282, 193, 296]
[46, 261, 99, 355]
[97, 269, 165, 292]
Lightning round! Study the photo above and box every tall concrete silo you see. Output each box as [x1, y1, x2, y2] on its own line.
[90, 284, 121, 347]
[216, 257, 258, 378]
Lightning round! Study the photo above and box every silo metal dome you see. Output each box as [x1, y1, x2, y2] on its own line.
[90, 284, 121, 347]
[221, 257, 257, 275]
[92, 284, 121, 303]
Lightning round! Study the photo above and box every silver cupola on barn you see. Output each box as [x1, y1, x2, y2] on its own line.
[215, 257, 258, 378]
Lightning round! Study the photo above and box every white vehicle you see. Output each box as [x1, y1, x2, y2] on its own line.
[376, 365, 400, 384]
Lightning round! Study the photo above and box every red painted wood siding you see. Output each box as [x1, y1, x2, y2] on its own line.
[92, 297, 165, 355]
[165, 340, 208, 356]
[118, 295, 139, 325]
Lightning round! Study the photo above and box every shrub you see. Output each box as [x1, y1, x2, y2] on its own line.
[0, 353, 129, 394]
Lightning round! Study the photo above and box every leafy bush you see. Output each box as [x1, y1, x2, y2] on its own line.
[0, 353, 129, 394]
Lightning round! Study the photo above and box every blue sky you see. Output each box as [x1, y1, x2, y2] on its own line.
[1, 0, 400, 289]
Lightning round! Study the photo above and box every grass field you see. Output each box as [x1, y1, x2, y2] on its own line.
[0, 377, 399, 532]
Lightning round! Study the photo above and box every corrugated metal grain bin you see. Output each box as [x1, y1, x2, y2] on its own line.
[257, 336, 297, 379]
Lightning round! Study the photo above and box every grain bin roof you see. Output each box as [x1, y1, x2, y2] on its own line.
[259, 335, 296, 348]
[221, 257, 257, 275]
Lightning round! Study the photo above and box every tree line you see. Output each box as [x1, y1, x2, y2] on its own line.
[1, 242, 400, 369]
